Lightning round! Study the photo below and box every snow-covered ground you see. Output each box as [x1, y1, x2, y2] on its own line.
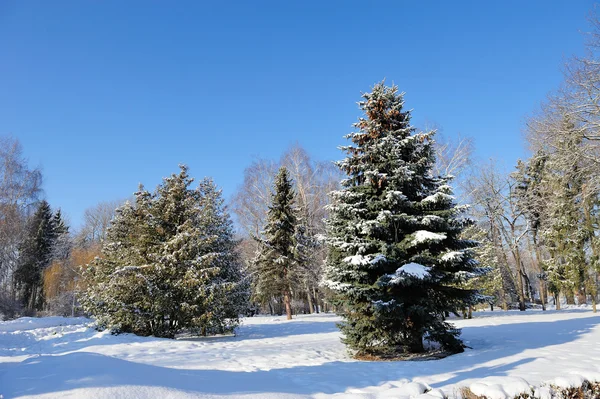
[1, 308, 600, 398]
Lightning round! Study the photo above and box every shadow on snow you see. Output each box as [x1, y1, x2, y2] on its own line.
[2, 313, 600, 397]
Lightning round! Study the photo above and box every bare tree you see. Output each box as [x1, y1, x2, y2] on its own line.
[0, 137, 42, 308]
[76, 199, 123, 245]
[466, 161, 530, 311]
[231, 159, 278, 238]
[433, 134, 474, 180]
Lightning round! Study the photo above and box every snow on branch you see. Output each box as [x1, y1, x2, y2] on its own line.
[383, 262, 432, 285]
[421, 192, 454, 204]
[411, 230, 447, 245]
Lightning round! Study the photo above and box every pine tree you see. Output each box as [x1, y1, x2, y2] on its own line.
[253, 167, 299, 320]
[50, 209, 72, 262]
[324, 82, 480, 357]
[80, 165, 247, 337]
[15, 200, 55, 312]
[541, 118, 587, 307]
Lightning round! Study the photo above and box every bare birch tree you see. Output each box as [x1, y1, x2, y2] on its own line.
[0, 137, 42, 316]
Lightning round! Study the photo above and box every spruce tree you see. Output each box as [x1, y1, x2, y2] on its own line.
[50, 209, 72, 262]
[324, 82, 480, 357]
[542, 121, 587, 307]
[253, 167, 298, 320]
[15, 200, 55, 312]
[81, 165, 247, 337]
[195, 178, 250, 332]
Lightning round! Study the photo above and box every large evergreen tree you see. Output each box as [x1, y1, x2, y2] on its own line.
[324, 83, 481, 357]
[252, 167, 299, 320]
[80, 166, 248, 337]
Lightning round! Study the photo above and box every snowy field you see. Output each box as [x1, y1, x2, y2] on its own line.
[1, 309, 600, 399]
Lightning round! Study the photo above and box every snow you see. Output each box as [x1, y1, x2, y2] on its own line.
[387, 262, 432, 282]
[370, 255, 386, 264]
[441, 251, 463, 262]
[2, 309, 600, 398]
[421, 192, 454, 204]
[470, 377, 531, 399]
[411, 230, 447, 245]
[343, 254, 371, 265]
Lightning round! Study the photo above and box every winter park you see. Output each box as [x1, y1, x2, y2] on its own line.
[3, 2, 600, 399]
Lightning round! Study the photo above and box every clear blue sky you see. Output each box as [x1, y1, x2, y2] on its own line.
[1, 1, 594, 229]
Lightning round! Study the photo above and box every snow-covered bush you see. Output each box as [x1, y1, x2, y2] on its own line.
[80, 166, 249, 338]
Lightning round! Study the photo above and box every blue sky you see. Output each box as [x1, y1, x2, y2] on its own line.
[0, 1, 594, 228]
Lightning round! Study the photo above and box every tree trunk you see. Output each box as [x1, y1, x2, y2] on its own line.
[565, 290, 575, 305]
[555, 292, 561, 310]
[313, 287, 320, 313]
[512, 232, 527, 311]
[408, 331, 424, 353]
[490, 303, 494, 311]
[306, 286, 314, 314]
[576, 289, 587, 305]
[468, 306, 473, 319]
[284, 292, 292, 320]
[529, 233, 547, 311]
[592, 294, 597, 313]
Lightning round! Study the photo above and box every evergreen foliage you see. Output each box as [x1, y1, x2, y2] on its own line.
[540, 119, 588, 305]
[15, 201, 54, 311]
[15, 200, 67, 312]
[252, 167, 299, 320]
[324, 82, 481, 356]
[80, 165, 248, 337]
[461, 225, 503, 310]
[513, 152, 550, 309]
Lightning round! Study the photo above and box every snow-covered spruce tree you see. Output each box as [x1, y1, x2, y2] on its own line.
[195, 178, 250, 332]
[324, 82, 481, 356]
[252, 166, 299, 320]
[80, 165, 247, 337]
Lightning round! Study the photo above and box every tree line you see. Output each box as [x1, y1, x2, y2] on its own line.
[462, 12, 600, 314]
[2, 11, 600, 358]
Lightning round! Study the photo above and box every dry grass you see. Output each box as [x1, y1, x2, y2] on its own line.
[354, 349, 452, 362]
[458, 380, 600, 399]
[458, 386, 486, 399]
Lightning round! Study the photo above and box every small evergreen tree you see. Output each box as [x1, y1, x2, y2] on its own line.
[80, 165, 247, 337]
[461, 225, 502, 311]
[324, 82, 481, 357]
[15, 200, 55, 312]
[252, 167, 299, 320]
